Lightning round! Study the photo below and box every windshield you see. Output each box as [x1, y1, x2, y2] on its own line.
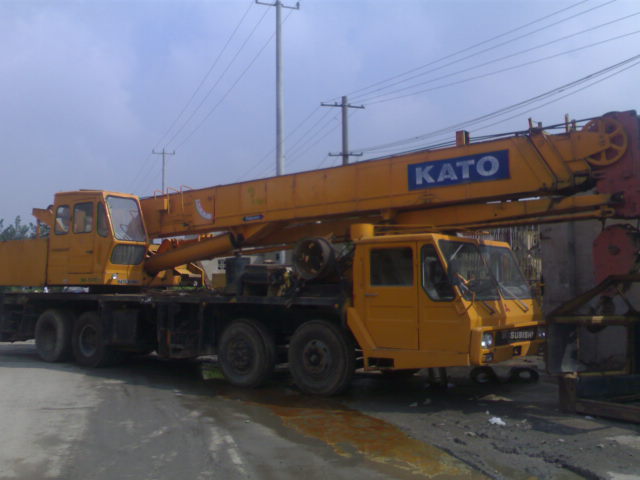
[479, 245, 532, 300]
[106, 196, 146, 242]
[439, 240, 499, 301]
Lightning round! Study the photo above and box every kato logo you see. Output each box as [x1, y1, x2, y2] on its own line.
[407, 150, 510, 190]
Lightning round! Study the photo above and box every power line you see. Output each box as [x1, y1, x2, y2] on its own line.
[165, 7, 271, 148]
[153, 0, 255, 151]
[129, 2, 255, 194]
[372, 57, 640, 157]
[171, 9, 295, 151]
[364, 28, 640, 106]
[286, 111, 339, 164]
[354, 53, 640, 154]
[286, 112, 361, 173]
[358, 11, 640, 104]
[235, 105, 322, 181]
[449, 57, 640, 142]
[345, 0, 602, 101]
[283, 108, 333, 157]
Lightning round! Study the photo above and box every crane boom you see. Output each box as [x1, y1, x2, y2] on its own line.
[141, 111, 639, 273]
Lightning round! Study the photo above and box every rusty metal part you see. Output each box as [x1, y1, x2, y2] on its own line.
[593, 225, 640, 285]
[549, 274, 640, 424]
[582, 116, 628, 167]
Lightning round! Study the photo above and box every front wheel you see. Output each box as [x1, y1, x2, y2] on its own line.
[218, 319, 276, 388]
[288, 320, 355, 396]
[72, 311, 123, 367]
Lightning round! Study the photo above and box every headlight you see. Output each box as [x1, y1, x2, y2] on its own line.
[481, 332, 494, 349]
[536, 325, 547, 339]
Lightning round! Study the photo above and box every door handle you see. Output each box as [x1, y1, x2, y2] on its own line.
[85, 250, 93, 254]
[365, 292, 378, 297]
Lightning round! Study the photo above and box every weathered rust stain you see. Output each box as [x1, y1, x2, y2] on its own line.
[269, 403, 480, 478]
[211, 378, 484, 479]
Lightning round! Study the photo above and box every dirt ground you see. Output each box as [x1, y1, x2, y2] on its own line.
[338, 357, 640, 479]
[2, 340, 638, 479]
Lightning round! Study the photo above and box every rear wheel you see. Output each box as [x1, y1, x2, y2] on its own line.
[288, 320, 354, 396]
[34, 309, 73, 362]
[72, 311, 123, 367]
[218, 319, 276, 388]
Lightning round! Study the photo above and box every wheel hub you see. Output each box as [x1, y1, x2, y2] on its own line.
[228, 336, 253, 373]
[302, 339, 331, 376]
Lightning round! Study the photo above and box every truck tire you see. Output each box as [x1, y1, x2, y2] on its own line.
[35, 309, 73, 362]
[218, 319, 276, 388]
[288, 320, 354, 396]
[72, 311, 123, 367]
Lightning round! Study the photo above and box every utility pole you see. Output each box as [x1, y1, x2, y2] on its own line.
[321, 96, 364, 165]
[152, 148, 176, 193]
[256, 0, 300, 176]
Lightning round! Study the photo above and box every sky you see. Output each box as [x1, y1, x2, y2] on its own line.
[0, 0, 638, 225]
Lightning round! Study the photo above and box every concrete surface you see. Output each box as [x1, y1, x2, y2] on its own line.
[2, 342, 639, 480]
[0, 342, 479, 480]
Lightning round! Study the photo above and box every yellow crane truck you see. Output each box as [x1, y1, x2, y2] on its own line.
[0, 110, 637, 395]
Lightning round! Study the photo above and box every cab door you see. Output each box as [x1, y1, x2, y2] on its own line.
[418, 242, 470, 357]
[362, 243, 419, 349]
[68, 201, 95, 274]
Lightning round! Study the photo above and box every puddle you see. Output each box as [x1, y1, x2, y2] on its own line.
[266, 401, 482, 478]
[201, 365, 484, 479]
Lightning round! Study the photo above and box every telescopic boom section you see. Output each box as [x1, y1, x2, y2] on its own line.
[141, 111, 640, 273]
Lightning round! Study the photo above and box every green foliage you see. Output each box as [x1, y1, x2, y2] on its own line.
[0, 216, 38, 241]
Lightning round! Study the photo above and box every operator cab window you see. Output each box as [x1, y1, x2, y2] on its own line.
[370, 247, 413, 286]
[54, 205, 70, 235]
[73, 202, 93, 234]
[421, 244, 455, 301]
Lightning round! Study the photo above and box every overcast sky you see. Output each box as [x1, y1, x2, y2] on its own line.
[1, 0, 638, 224]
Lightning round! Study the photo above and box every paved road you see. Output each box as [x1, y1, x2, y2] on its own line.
[0, 343, 480, 480]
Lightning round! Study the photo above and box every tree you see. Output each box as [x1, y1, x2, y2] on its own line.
[0, 216, 38, 241]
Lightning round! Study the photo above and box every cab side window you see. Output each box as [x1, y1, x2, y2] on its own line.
[54, 205, 70, 234]
[422, 244, 455, 301]
[73, 202, 93, 234]
[97, 203, 109, 237]
[370, 247, 413, 286]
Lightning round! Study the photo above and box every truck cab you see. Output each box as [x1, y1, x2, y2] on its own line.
[348, 225, 545, 370]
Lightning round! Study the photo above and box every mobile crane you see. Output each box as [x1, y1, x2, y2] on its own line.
[0, 110, 638, 395]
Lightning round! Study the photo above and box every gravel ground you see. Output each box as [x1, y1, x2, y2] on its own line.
[341, 358, 640, 479]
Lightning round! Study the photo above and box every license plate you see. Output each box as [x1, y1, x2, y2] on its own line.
[497, 328, 536, 345]
[509, 330, 534, 341]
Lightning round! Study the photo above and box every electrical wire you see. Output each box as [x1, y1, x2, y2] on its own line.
[172, 9, 296, 151]
[354, 53, 640, 154]
[344, 0, 602, 101]
[153, 0, 254, 151]
[285, 112, 340, 165]
[129, 1, 255, 193]
[235, 105, 323, 181]
[165, 7, 271, 148]
[365, 28, 640, 106]
[251, 111, 339, 179]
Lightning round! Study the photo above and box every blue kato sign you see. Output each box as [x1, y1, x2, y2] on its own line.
[407, 150, 510, 190]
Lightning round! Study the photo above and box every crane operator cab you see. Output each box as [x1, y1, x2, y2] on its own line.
[37, 190, 149, 288]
